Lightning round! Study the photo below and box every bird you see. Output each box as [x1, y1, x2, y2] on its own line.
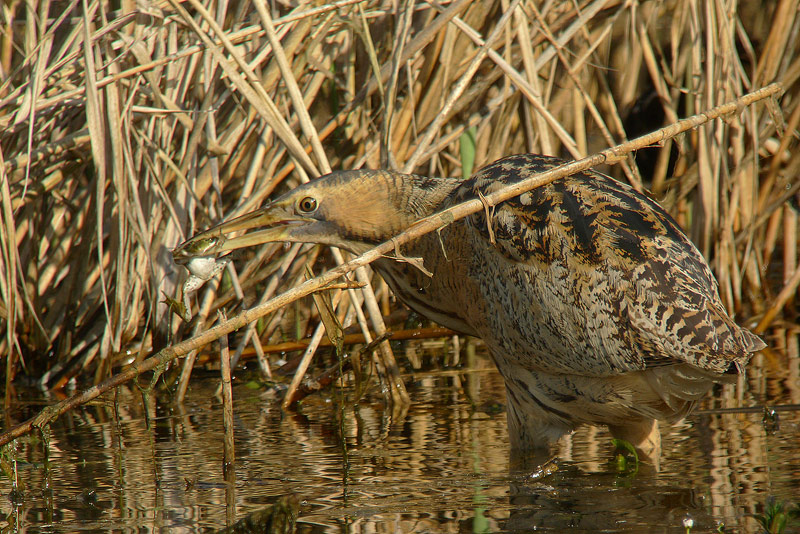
[172, 153, 765, 462]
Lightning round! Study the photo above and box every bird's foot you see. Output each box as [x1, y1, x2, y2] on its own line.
[608, 420, 662, 471]
[611, 438, 640, 474]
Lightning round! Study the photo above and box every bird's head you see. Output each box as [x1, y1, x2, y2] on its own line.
[172, 169, 457, 264]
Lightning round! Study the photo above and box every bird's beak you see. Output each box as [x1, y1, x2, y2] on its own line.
[172, 202, 304, 263]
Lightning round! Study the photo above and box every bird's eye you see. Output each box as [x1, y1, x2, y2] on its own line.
[297, 196, 318, 213]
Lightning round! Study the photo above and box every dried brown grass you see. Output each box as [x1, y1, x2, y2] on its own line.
[1, 0, 798, 398]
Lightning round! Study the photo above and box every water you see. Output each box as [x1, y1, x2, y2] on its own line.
[1, 339, 799, 533]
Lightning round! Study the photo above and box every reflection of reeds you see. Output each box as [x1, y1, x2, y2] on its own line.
[1, 0, 798, 395]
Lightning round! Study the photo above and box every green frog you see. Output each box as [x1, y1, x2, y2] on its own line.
[170, 235, 231, 321]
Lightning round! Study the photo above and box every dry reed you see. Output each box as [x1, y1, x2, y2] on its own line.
[1, 0, 798, 407]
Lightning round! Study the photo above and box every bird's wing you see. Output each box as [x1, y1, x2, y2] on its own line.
[457, 154, 762, 376]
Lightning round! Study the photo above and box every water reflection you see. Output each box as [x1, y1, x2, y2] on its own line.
[1, 331, 799, 533]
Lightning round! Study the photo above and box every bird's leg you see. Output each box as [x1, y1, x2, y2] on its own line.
[504, 384, 574, 452]
[607, 419, 662, 467]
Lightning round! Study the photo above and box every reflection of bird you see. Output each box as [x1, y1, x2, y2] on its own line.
[173, 154, 765, 461]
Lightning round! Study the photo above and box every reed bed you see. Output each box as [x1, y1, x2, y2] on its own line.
[1, 0, 798, 405]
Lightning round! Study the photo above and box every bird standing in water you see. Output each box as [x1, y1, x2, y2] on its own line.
[173, 154, 764, 461]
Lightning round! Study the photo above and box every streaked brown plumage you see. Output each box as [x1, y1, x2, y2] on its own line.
[173, 154, 765, 460]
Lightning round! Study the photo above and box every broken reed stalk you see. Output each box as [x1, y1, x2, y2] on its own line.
[219, 312, 236, 469]
[286, 331, 392, 408]
[0, 83, 781, 447]
[283, 300, 338, 409]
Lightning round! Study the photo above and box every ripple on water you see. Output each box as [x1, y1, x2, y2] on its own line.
[1, 348, 798, 533]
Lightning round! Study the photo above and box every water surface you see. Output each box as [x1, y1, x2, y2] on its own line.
[1, 336, 799, 533]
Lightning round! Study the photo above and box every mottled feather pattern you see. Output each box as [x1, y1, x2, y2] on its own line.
[453, 154, 759, 375]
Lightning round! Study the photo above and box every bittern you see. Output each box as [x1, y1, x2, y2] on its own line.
[173, 154, 765, 460]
